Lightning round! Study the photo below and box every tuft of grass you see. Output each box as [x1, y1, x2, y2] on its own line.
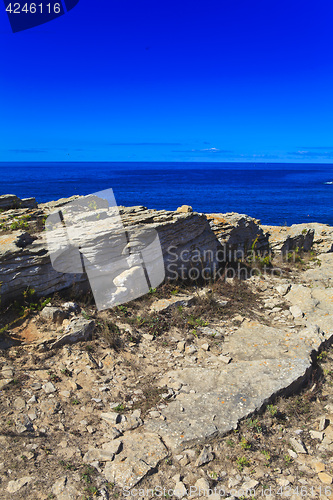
[236, 456, 250, 471]
[267, 404, 278, 417]
[240, 437, 251, 450]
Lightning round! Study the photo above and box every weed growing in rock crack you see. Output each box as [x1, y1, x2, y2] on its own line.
[285, 393, 312, 418]
[71, 399, 80, 405]
[267, 404, 278, 417]
[226, 439, 235, 447]
[246, 418, 262, 433]
[83, 485, 99, 497]
[9, 214, 31, 231]
[48, 371, 61, 382]
[82, 310, 91, 320]
[317, 351, 328, 362]
[116, 304, 128, 315]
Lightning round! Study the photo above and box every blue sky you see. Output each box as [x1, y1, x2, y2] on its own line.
[1, 0, 333, 162]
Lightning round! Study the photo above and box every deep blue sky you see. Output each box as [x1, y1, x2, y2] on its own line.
[1, 0, 333, 162]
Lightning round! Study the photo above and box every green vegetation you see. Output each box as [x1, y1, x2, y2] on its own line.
[246, 418, 262, 433]
[267, 404, 278, 417]
[236, 456, 250, 470]
[240, 437, 251, 450]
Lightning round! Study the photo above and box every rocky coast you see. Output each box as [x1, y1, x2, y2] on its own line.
[0, 194, 333, 500]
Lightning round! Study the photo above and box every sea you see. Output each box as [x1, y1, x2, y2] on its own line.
[0, 162, 332, 226]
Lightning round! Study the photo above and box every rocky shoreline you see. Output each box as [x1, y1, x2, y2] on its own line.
[0, 194, 333, 500]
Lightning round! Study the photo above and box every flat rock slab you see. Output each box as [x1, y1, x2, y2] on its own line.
[145, 254, 333, 452]
[146, 357, 310, 452]
[103, 431, 168, 488]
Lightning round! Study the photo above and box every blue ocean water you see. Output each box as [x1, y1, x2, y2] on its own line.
[0, 162, 332, 226]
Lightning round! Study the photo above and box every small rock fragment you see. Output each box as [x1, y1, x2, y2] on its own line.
[289, 437, 307, 454]
[195, 445, 214, 467]
[318, 472, 333, 484]
[43, 382, 56, 394]
[310, 430, 324, 441]
[101, 412, 121, 425]
[220, 355, 232, 364]
[314, 462, 326, 473]
[174, 481, 187, 498]
[319, 417, 328, 431]
[289, 305, 303, 319]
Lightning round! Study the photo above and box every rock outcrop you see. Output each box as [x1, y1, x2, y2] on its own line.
[206, 212, 269, 260]
[0, 194, 37, 210]
[261, 224, 315, 255]
[1, 195, 332, 308]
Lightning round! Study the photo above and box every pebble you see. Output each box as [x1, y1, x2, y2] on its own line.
[194, 477, 210, 493]
[288, 449, 298, 459]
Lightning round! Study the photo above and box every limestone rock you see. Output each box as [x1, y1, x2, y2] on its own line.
[0, 194, 21, 210]
[195, 445, 214, 466]
[289, 305, 304, 319]
[52, 476, 79, 499]
[100, 412, 121, 425]
[7, 476, 32, 493]
[50, 317, 95, 348]
[83, 446, 119, 463]
[261, 224, 315, 254]
[194, 477, 210, 495]
[0, 194, 37, 210]
[0, 201, 222, 304]
[40, 305, 68, 324]
[103, 431, 168, 488]
[318, 472, 333, 484]
[310, 430, 324, 441]
[151, 295, 194, 313]
[207, 212, 269, 260]
[43, 382, 57, 394]
[289, 437, 307, 454]
[174, 481, 188, 498]
[177, 205, 193, 213]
